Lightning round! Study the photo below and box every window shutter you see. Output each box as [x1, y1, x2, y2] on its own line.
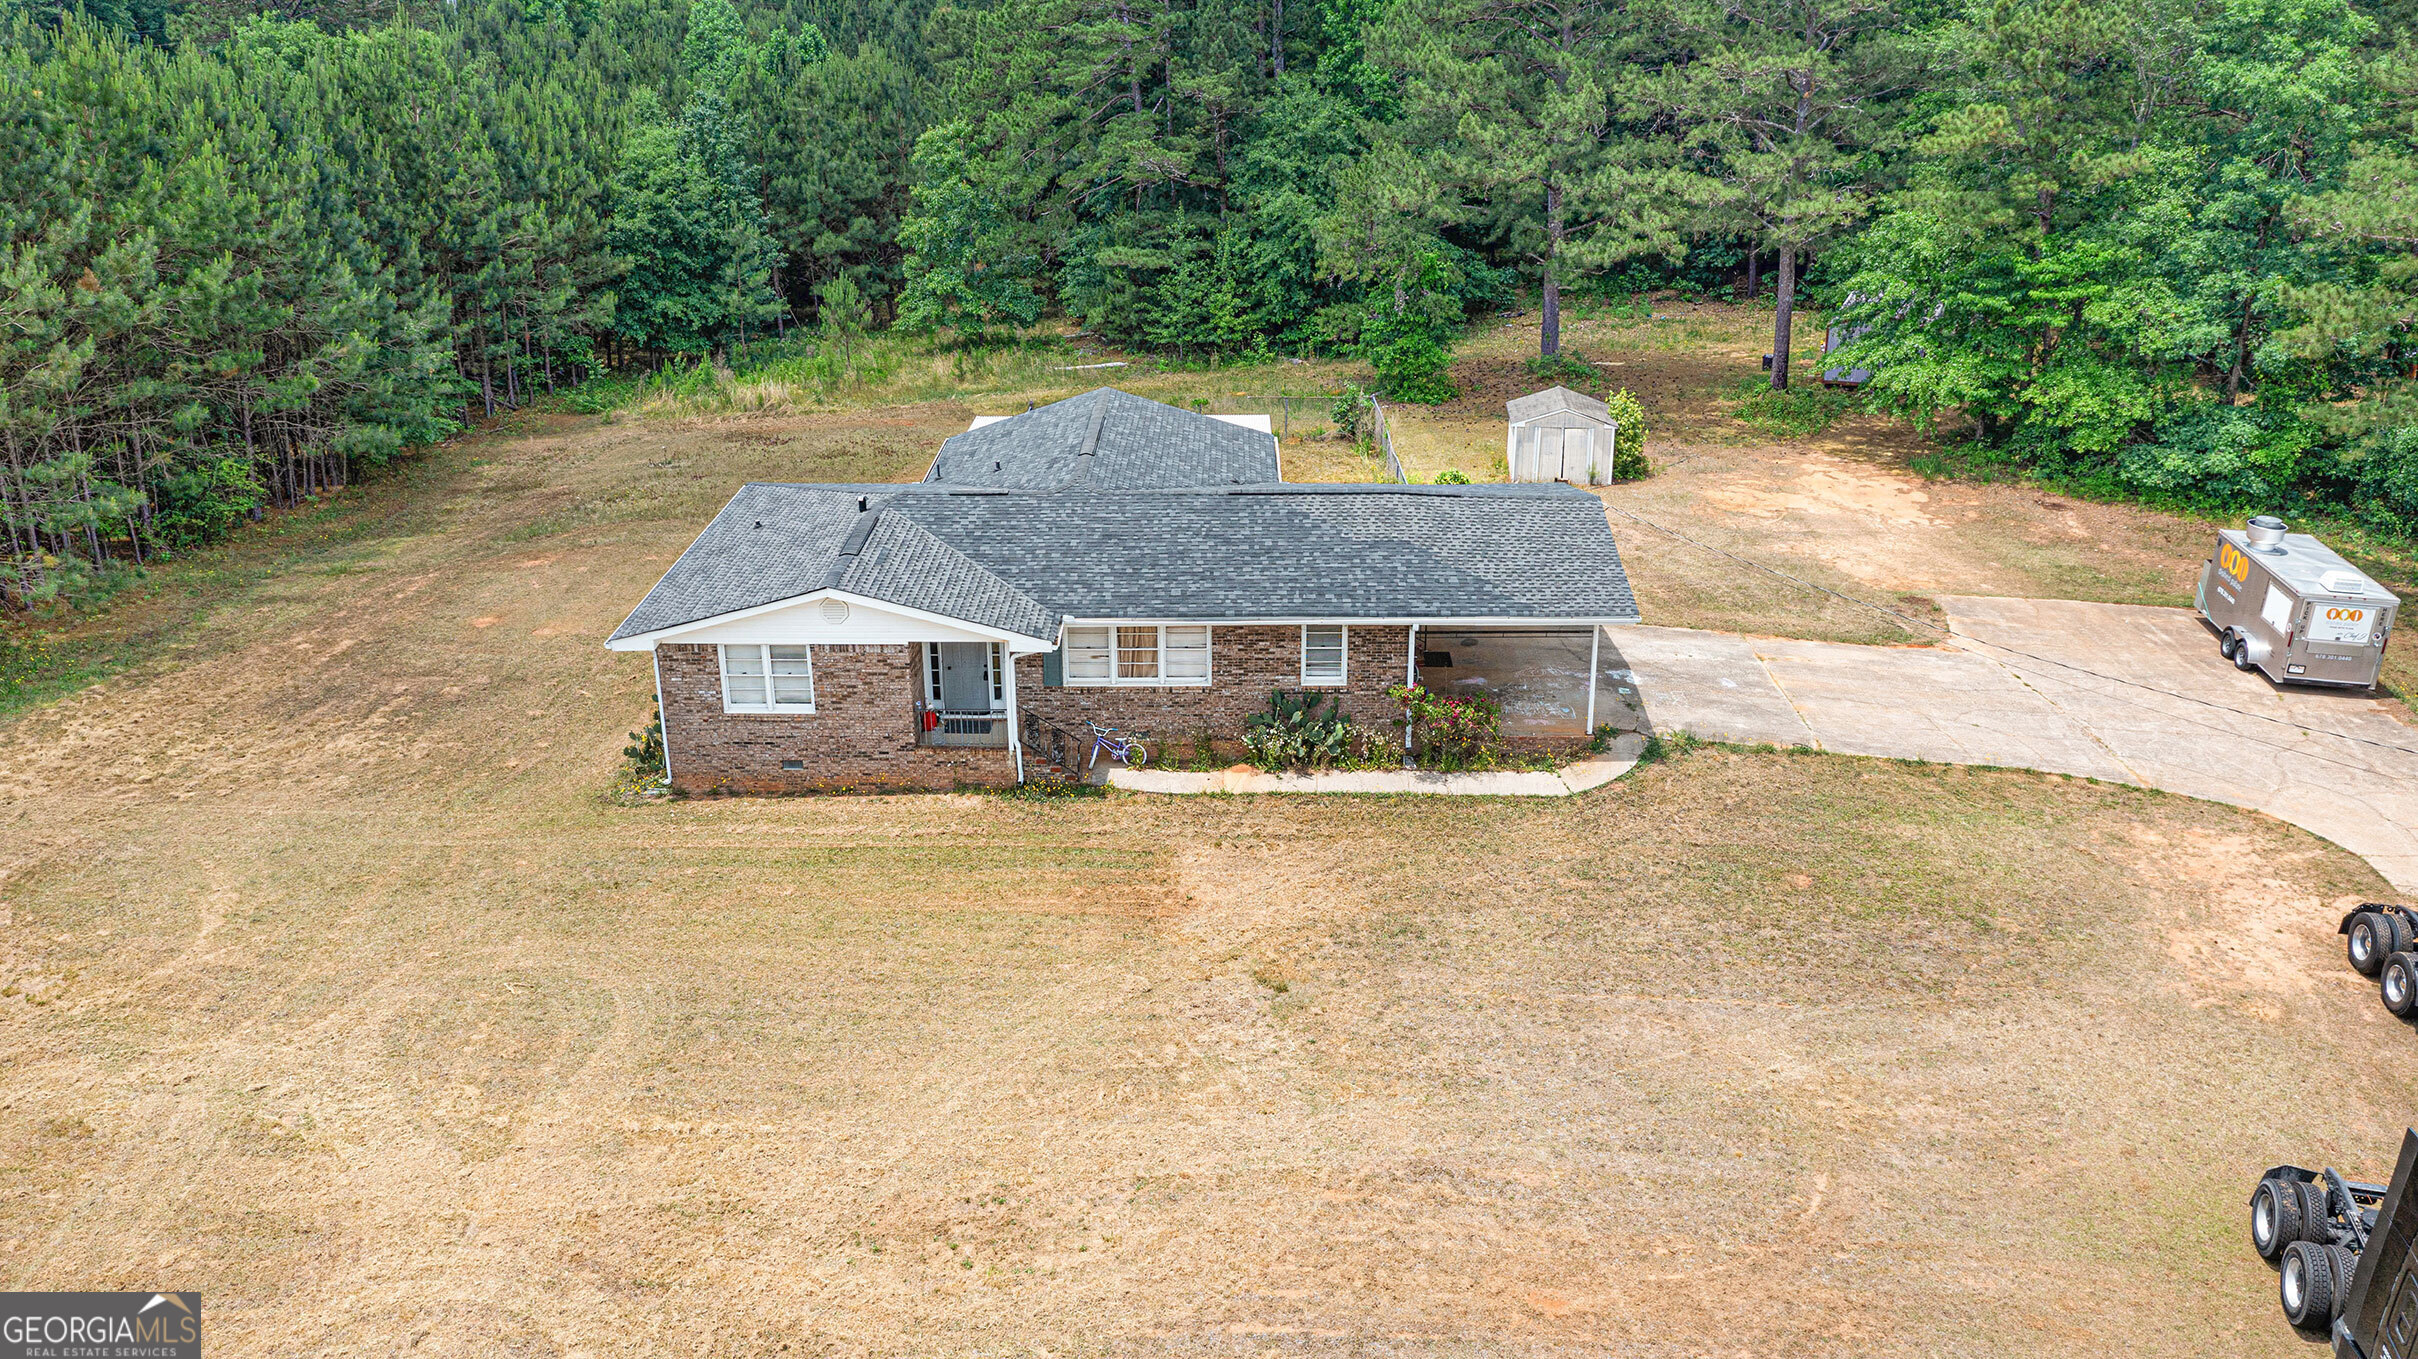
[1042, 649, 1063, 687]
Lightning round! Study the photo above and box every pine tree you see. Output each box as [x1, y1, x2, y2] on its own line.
[1648, 0, 1918, 387]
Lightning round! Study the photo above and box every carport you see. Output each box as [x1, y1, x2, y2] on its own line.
[1414, 626, 1644, 741]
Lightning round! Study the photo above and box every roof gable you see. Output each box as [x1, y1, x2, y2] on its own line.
[1507, 385, 1613, 424]
[925, 388, 1281, 489]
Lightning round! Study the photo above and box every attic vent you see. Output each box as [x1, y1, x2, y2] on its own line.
[820, 599, 850, 625]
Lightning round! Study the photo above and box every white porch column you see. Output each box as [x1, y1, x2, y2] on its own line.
[651, 646, 674, 785]
[1403, 624, 1420, 765]
[1003, 646, 1025, 783]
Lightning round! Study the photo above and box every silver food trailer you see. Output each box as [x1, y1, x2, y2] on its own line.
[2197, 516, 2399, 689]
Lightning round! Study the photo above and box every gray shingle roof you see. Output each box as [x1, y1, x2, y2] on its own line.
[1507, 385, 1614, 424]
[609, 480, 1638, 643]
[884, 484, 1634, 622]
[925, 388, 1281, 488]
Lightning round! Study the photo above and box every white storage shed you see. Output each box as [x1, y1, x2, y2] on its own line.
[1506, 386, 1618, 485]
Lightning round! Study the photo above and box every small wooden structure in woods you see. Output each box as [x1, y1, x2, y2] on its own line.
[1505, 386, 1619, 485]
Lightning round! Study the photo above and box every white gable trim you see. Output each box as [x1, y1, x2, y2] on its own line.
[608, 588, 1056, 652]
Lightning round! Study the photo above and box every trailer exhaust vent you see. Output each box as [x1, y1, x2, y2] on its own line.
[2247, 515, 2289, 551]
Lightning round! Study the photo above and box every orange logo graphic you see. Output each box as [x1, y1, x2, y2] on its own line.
[2219, 541, 2250, 582]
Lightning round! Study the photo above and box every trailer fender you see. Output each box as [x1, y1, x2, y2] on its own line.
[2263, 1165, 2327, 1199]
[2342, 904, 2417, 935]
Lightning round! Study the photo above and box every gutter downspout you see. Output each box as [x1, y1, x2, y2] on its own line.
[651, 646, 674, 788]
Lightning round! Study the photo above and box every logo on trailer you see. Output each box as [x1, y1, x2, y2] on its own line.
[2309, 604, 2379, 646]
[2219, 540, 2251, 583]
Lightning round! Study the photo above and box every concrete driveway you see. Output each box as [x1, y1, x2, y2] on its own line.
[1613, 596, 2418, 893]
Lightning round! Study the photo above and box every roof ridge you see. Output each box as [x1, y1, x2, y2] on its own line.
[821, 503, 883, 589]
[1076, 390, 1111, 455]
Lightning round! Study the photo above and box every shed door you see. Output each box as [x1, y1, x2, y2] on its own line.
[1539, 427, 1566, 482]
[937, 642, 993, 712]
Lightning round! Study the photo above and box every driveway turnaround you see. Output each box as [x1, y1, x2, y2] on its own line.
[1615, 597, 2418, 892]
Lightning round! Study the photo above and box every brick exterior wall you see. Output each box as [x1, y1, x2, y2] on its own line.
[1015, 625, 1413, 762]
[656, 642, 1016, 794]
[657, 624, 1593, 795]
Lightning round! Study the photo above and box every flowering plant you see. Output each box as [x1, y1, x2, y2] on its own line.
[1386, 683, 1502, 771]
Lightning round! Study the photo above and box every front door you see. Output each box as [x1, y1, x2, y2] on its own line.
[937, 642, 993, 713]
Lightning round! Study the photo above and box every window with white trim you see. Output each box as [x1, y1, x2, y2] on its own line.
[1301, 624, 1347, 686]
[1062, 625, 1211, 685]
[720, 643, 815, 712]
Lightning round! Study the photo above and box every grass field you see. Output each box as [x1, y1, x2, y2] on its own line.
[0, 315, 2414, 1353]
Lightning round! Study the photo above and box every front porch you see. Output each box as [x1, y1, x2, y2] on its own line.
[655, 639, 1029, 795]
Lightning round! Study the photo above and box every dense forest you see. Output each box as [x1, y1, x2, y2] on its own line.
[2, 0, 2415, 608]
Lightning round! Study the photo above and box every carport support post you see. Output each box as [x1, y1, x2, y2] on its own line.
[1585, 626, 1600, 734]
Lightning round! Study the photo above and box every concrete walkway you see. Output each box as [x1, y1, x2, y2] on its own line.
[1614, 598, 2418, 893]
[1104, 736, 1645, 797]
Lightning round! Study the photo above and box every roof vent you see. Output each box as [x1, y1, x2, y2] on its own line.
[820, 598, 850, 624]
[2246, 514, 2288, 551]
[857, 496, 868, 513]
[993, 461, 1002, 472]
[752, 520, 763, 530]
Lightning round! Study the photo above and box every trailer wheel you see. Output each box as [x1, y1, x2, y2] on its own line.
[2352, 912, 2391, 975]
[2384, 911, 2414, 958]
[2328, 1245, 2360, 1320]
[2298, 1179, 2338, 1240]
[2253, 1177, 2304, 1260]
[2221, 631, 2241, 660]
[2283, 1240, 2340, 1329]
[2235, 643, 2260, 672]
[2384, 952, 2418, 1017]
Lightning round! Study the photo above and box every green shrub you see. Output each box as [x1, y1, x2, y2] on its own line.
[1432, 468, 1472, 485]
[1603, 387, 1650, 480]
[2353, 427, 2418, 534]
[2117, 402, 2315, 510]
[1243, 688, 1351, 770]
[624, 703, 666, 782]
[1730, 380, 1852, 441]
[1523, 351, 1596, 383]
[1331, 386, 1367, 443]
[1361, 308, 1457, 404]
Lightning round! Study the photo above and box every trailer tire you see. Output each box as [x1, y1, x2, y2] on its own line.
[2253, 1177, 2304, 1260]
[2329, 1245, 2360, 1320]
[2384, 911, 2414, 958]
[2222, 630, 2241, 660]
[2351, 911, 2391, 975]
[2283, 1240, 2339, 1329]
[2299, 1179, 2338, 1240]
[2235, 643, 2260, 672]
[2384, 952, 2418, 1018]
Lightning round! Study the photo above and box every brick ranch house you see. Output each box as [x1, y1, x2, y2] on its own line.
[606, 389, 1640, 793]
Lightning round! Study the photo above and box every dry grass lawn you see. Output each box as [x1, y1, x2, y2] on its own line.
[0, 354, 2412, 1355]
